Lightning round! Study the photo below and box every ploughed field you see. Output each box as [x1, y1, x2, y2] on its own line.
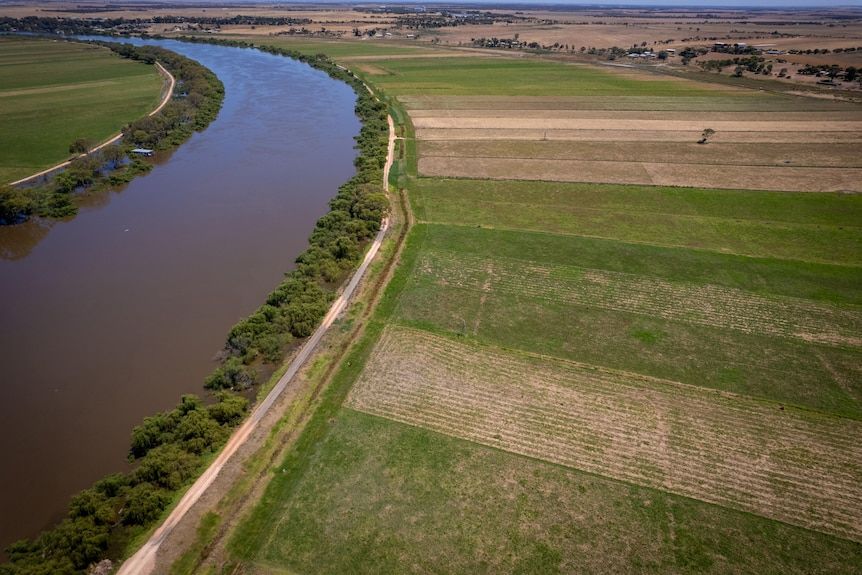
[230, 39, 862, 574]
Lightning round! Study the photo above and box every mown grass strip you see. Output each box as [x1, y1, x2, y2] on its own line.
[411, 178, 862, 265]
[364, 57, 739, 97]
[413, 224, 862, 305]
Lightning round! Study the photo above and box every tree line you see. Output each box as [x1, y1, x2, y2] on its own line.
[0, 40, 224, 226]
[2, 393, 248, 574]
[1, 37, 390, 574]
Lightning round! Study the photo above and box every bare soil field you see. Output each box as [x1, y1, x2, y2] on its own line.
[349, 326, 862, 542]
[420, 140, 862, 168]
[415, 128, 862, 143]
[404, 66, 862, 189]
[419, 156, 862, 192]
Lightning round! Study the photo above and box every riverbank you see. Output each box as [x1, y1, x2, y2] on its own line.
[0, 39, 223, 226]
[155, 112, 412, 575]
[0, 36, 165, 185]
[1, 38, 390, 574]
[8, 61, 175, 187]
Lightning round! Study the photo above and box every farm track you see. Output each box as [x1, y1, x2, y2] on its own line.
[413, 250, 862, 347]
[348, 326, 862, 542]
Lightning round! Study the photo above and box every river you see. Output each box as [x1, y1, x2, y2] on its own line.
[0, 38, 359, 552]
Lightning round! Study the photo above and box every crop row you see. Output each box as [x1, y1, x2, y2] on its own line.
[349, 327, 862, 542]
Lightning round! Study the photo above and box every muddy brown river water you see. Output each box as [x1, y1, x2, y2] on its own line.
[0, 38, 359, 551]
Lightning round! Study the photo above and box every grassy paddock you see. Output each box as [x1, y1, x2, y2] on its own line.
[360, 57, 731, 96]
[410, 178, 862, 265]
[399, 94, 858, 112]
[410, 223, 862, 305]
[391, 224, 862, 418]
[349, 326, 862, 541]
[0, 37, 163, 183]
[228, 35, 432, 59]
[234, 408, 862, 574]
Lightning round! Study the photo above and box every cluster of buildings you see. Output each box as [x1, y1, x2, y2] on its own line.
[627, 48, 674, 59]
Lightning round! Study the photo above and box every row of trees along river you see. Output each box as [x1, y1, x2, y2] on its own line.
[0, 33, 388, 573]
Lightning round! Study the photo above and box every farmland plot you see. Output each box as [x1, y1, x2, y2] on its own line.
[400, 94, 859, 112]
[0, 37, 163, 183]
[415, 128, 862, 143]
[359, 57, 728, 97]
[349, 326, 862, 541]
[419, 156, 862, 192]
[408, 224, 862, 305]
[393, 226, 862, 418]
[420, 141, 862, 168]
[397, 61, 862, 191]
[413, 250, 862, 347]
[410, 179, 862, 265]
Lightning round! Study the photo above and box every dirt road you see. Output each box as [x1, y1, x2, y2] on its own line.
[116, 114, 396, 575]
[8, 61, 175, 187]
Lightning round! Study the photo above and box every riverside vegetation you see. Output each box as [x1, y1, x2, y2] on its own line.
[0, 40, 223, 225]
[0, 38, 389, 575]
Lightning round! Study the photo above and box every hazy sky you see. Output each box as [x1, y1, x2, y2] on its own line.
[413, 1, 861, 5]
[339, 0, 862, 6]
[210, 0, 862, 5]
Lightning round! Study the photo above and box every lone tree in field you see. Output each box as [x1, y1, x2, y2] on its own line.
[698, 128, 716, 144]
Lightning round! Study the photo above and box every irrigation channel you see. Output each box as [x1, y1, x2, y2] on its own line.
[0, 38, 360, 553]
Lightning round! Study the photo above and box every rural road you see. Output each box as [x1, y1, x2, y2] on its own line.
[8, 61, 175, 187]
[116, 113, 396, 575]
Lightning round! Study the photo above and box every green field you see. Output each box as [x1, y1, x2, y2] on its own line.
[356, 57, 740, 96]
[411, 179, 862, 265]
[0, 37, 163, 183]
[233, 408, 862, 574]
[229, 35, 432, 59]
[393, 224, 862, 418]
[223, 41, 862, 574]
